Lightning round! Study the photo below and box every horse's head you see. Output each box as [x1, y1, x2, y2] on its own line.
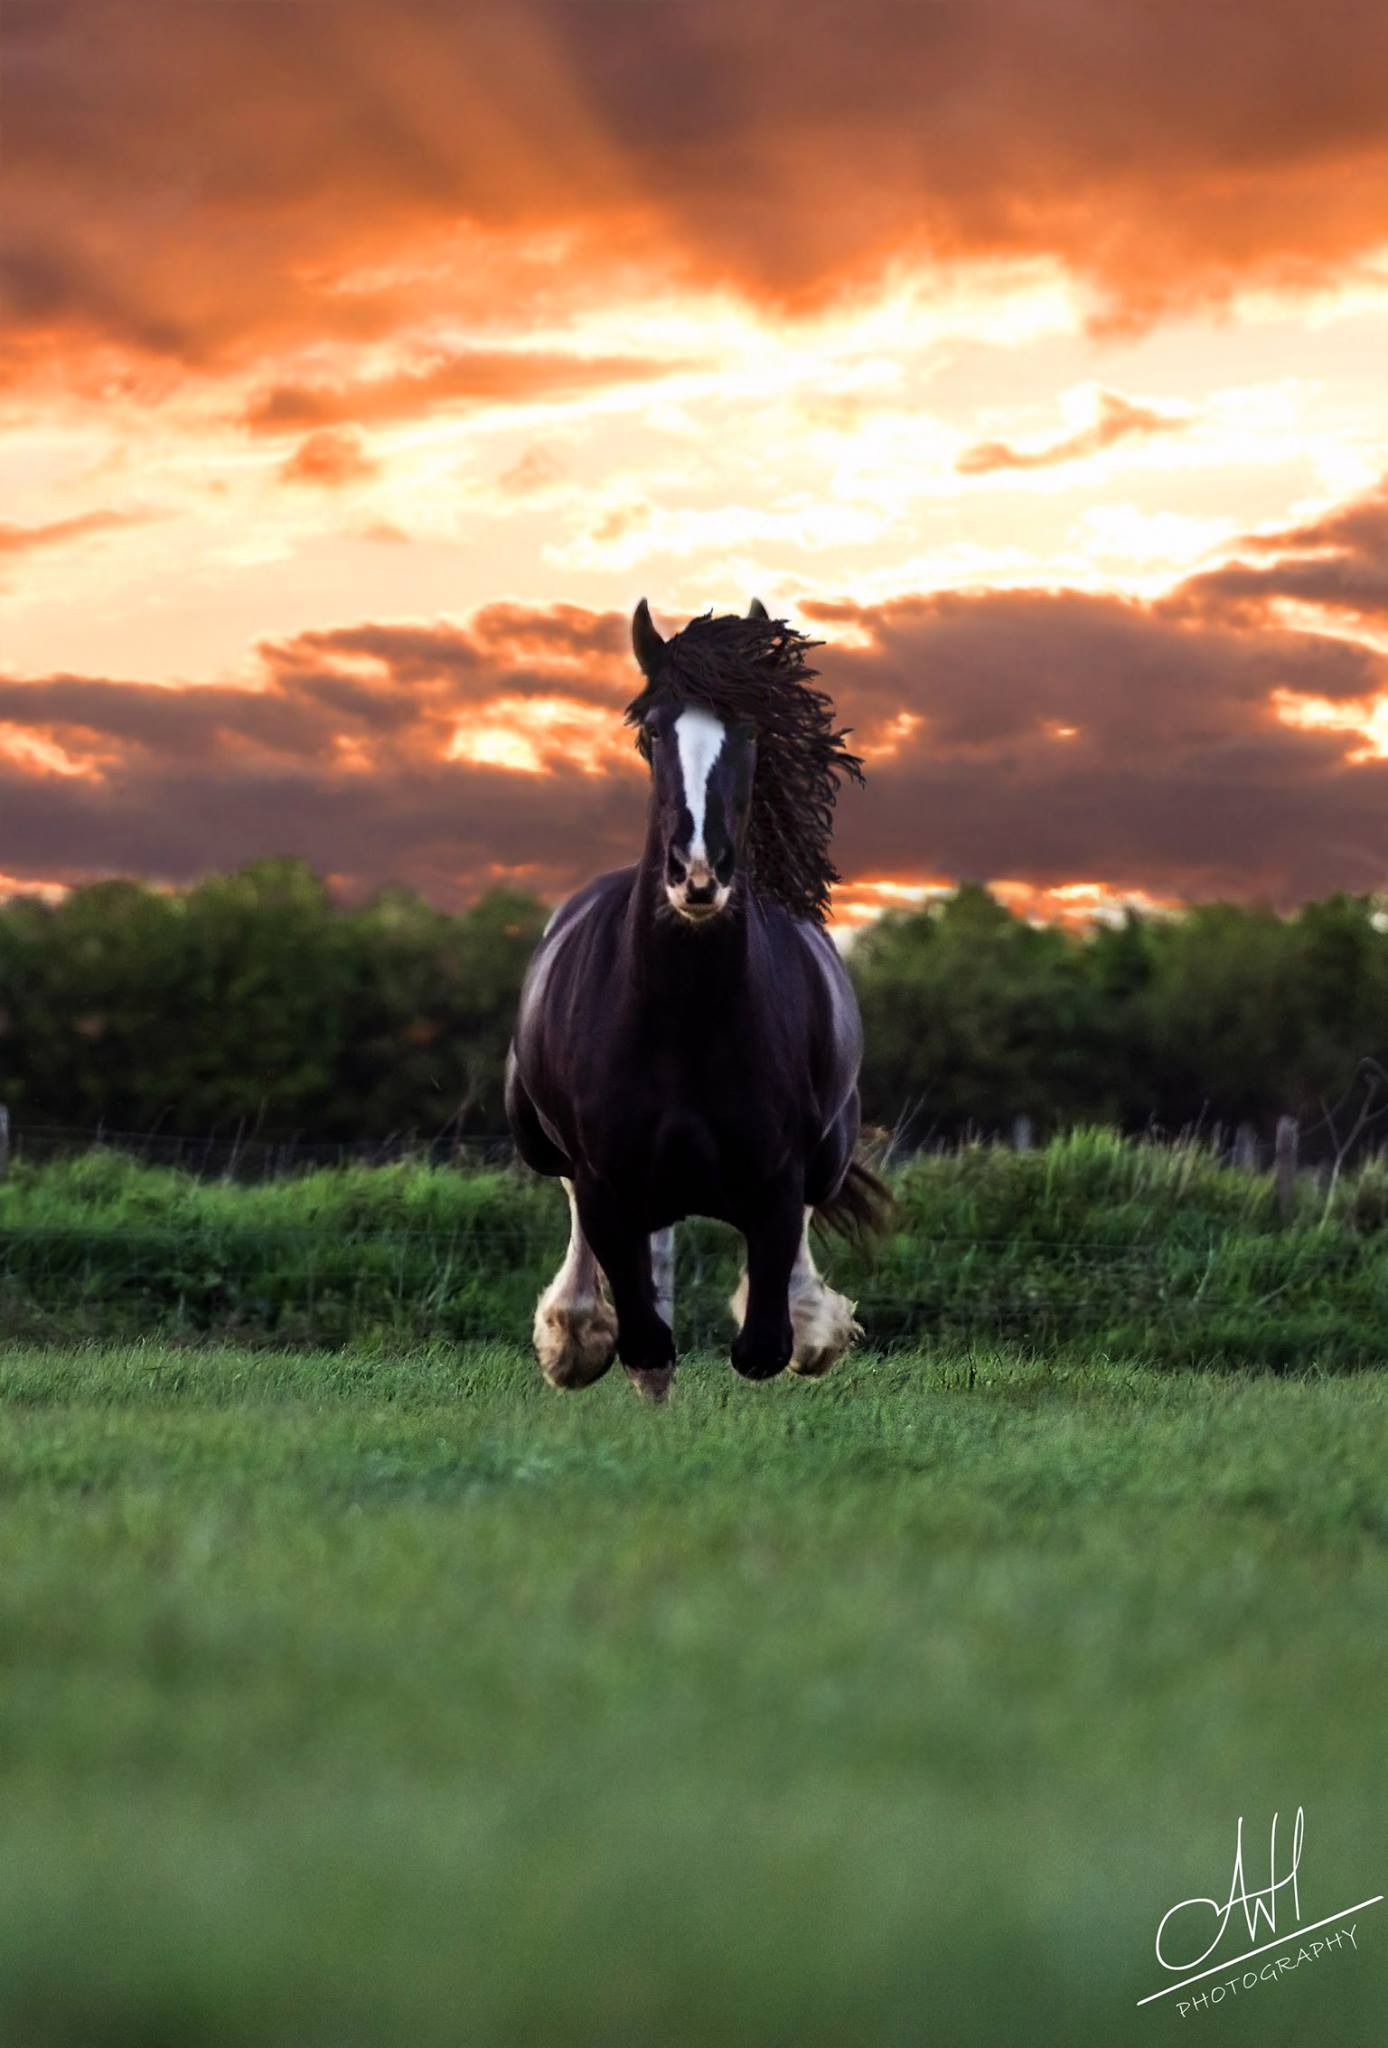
[626, 597, 861, 927]
[631, 598, 761, 924]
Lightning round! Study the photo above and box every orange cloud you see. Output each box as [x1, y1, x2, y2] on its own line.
[807, 567, 1388, 905]
[9, 0, 1388, 404]
[957, 390, 1186, 475]
[0, 510, 152, 555]
[1173, 478, 1388, 623]
[280, 427, 379, 488]
[244, 351, 693, 434]
[0, 605, 641, 903]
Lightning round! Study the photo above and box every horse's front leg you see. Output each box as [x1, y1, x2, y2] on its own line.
[532, 1178, 618, 1391]
[575, 1180, 676, 1403]
[729, 1178, 804, 1382]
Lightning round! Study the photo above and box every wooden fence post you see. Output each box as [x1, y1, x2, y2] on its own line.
[1274, 1115, 1299, 1226]
[1012, 1113, 1034, 1153]
[0, 1104, 9, 1181]
[1233, 1123, 1258, 1172]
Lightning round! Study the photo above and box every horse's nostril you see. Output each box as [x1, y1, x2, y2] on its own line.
[685, 879, 715, 904]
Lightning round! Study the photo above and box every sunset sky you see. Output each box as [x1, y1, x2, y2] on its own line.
[6, 0, 1388, 925]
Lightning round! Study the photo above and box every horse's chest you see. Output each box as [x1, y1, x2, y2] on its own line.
[584, 1035, 782, 1188]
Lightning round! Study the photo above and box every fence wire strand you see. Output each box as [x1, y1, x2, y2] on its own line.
[1, 1118, 1380, 1351]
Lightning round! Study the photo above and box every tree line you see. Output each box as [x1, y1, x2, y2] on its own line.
[1, 860, 1385, 1153]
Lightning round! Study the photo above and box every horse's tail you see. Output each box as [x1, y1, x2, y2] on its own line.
[814, 1156, 895, 1248]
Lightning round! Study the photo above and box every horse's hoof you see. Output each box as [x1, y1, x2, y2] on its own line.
[625, 1365, 675, 1404]
[789, 1291, 863, 1378]
[729, 1333, 792, 1382]
[533, 1301, 618, 1390]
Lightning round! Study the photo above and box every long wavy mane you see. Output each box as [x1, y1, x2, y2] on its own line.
[625, 610, 863, 927]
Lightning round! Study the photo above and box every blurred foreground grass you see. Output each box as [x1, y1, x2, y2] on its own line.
[0, 1340, 1384, 2045]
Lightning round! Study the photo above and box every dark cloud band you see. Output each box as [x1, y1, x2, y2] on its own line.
[3, 479, 1388, 907]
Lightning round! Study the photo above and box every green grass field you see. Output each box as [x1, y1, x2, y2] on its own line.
[1, 1338, 1384, 2046]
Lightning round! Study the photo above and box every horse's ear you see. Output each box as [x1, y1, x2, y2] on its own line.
[632, 598, 666, 679]
[748, 596, 769, 620]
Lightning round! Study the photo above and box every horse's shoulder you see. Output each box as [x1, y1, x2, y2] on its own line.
[754, 897, 847, 979]
[541, 866, 635, 942]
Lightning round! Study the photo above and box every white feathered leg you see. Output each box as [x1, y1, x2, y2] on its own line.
[728, 1210, 860, 1378]
[650, 1227, 675, 1330]
[533, 1180, 618, 1390]
[787, 1208, 862, 1377]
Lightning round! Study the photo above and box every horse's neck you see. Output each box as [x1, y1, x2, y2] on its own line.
[618, 855, 752, 1009]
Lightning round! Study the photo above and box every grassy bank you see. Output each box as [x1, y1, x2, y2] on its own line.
[4, 1130, 1388, 1366]
[0, 1341, 1383, 2045]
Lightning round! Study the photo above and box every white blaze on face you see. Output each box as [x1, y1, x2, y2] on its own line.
[674, 706, 726, 861]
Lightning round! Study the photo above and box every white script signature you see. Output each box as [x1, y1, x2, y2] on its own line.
[1156, 1809, 1304, 1972]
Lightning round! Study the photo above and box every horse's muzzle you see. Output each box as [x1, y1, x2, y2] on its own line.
[667, 858, 733, 922]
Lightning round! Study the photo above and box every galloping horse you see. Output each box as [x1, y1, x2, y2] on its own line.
[505, 599, 885, 1400]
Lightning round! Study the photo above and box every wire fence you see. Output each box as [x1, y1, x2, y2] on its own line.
[1, 1113, 1384, 1358]
[0, 1106, 1375, 1183]
[2, 1121, 518, 1177]
[0, 1119, 1337, 1188]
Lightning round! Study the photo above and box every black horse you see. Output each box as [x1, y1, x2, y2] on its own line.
[505, 598, 885, 1400]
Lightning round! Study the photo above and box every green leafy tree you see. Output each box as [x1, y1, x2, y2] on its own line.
[851, 885, 1106, 1139]
[4, 867, 1388, 1153]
